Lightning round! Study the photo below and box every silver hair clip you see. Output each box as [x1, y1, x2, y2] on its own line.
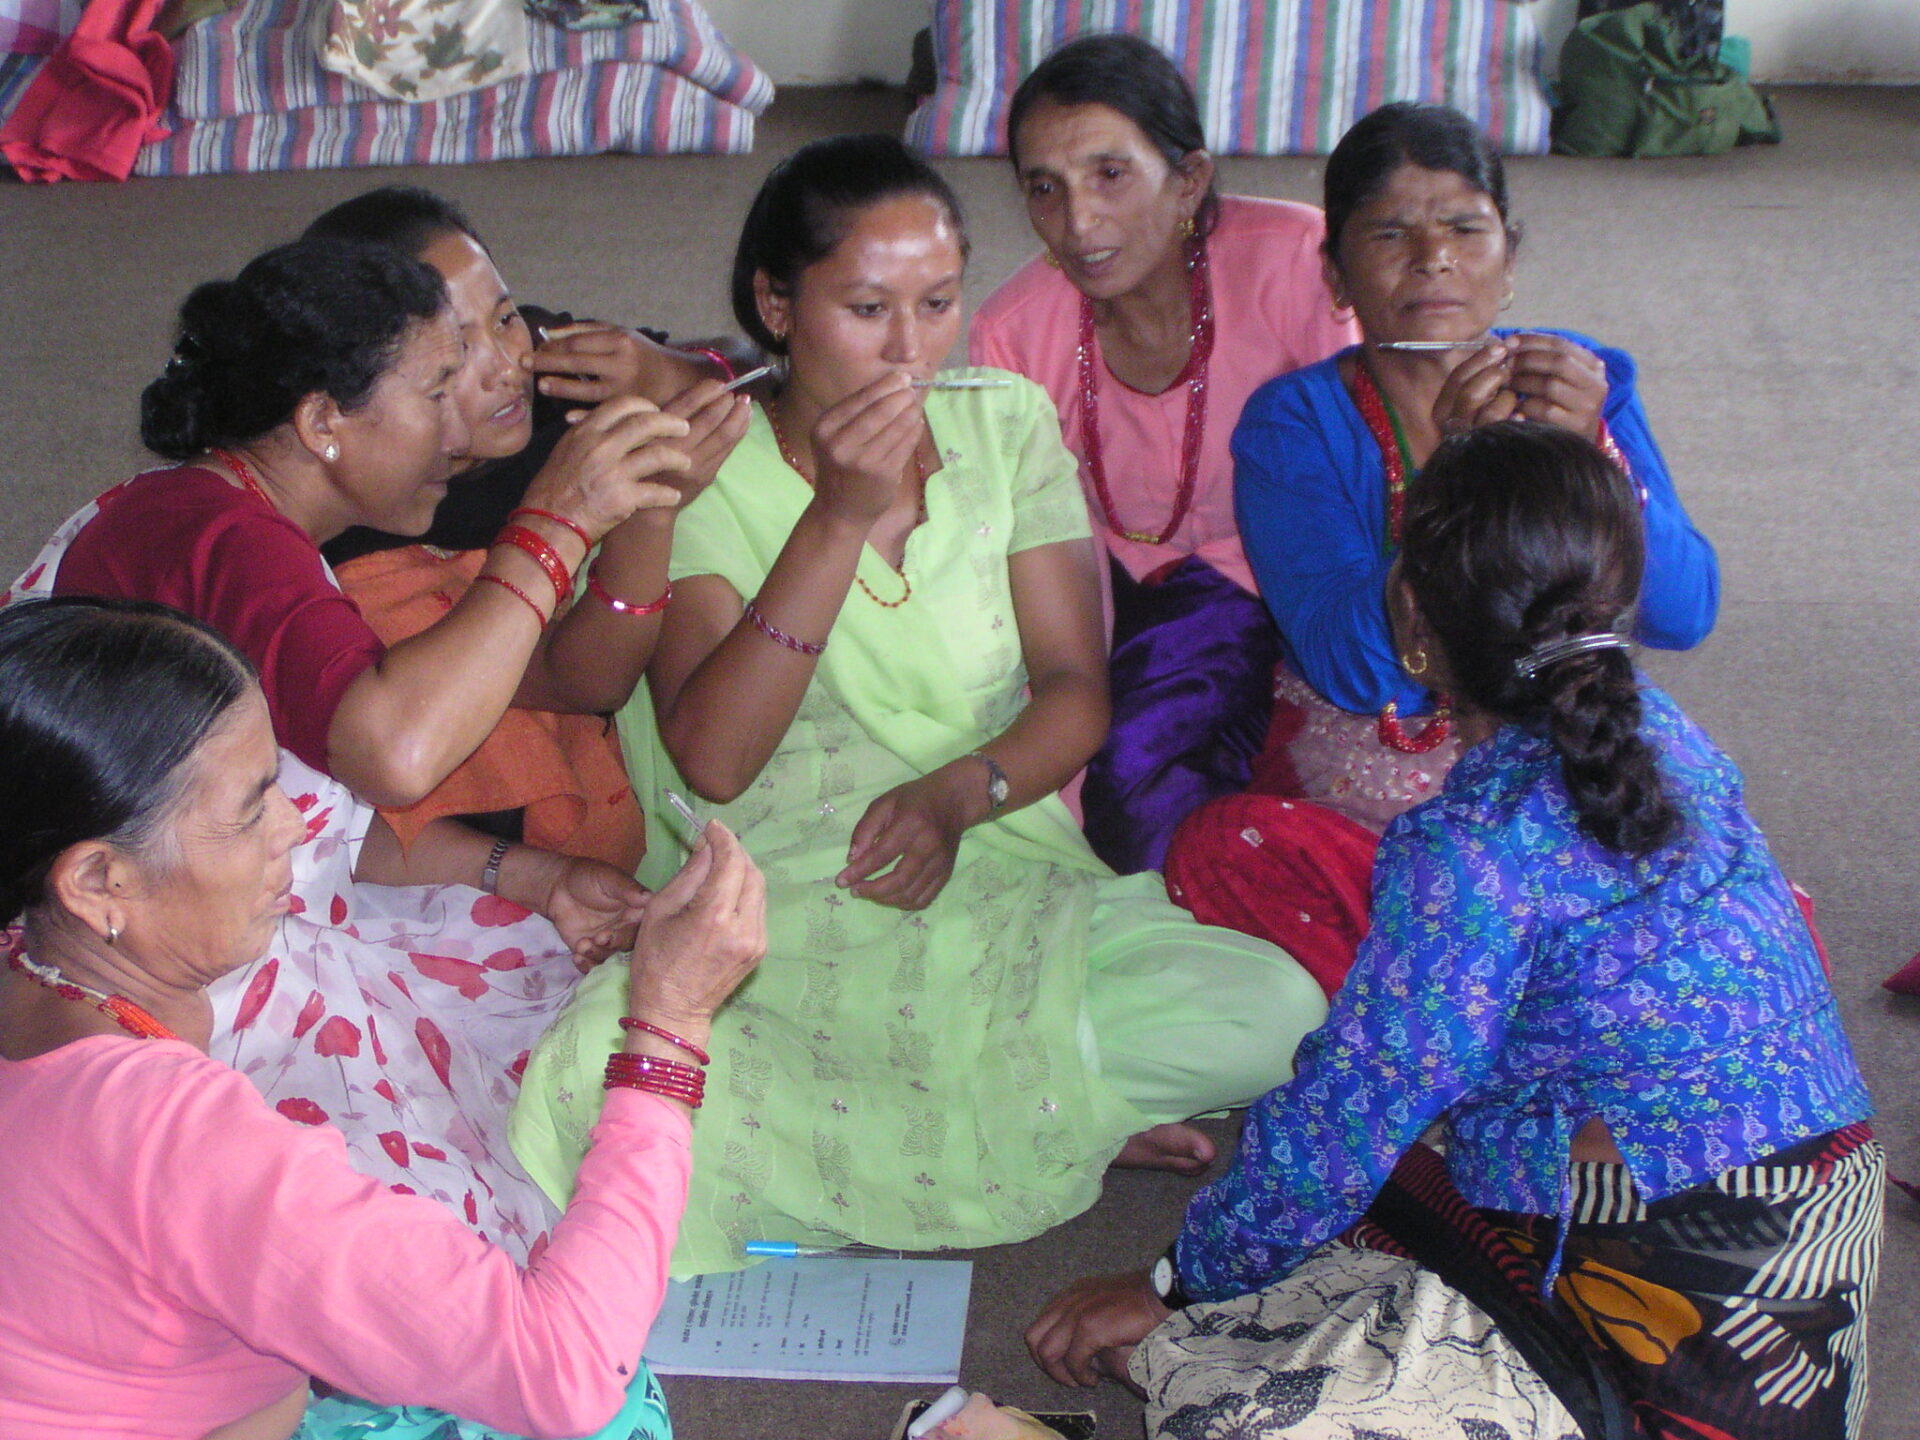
[1513, 632, 1631, 680]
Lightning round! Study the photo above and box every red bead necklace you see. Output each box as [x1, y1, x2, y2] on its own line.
[211, 447, 276, 511]
[8, 950, 179, 1041]
[1076, 235, 1214, 546]
[764, 403, 926, 609]
[1351, 359, 1453, 756]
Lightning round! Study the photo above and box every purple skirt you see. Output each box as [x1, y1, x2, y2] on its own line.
[1082, 555, 1280, 874]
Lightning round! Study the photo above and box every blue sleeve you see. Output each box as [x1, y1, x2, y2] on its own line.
[1592, 342, 1719, 650]
[1174, 800, 1538, 1300]
[1233, 365, 1432, 716]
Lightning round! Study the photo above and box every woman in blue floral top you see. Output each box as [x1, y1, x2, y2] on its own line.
[1027, 424, 1880, 1440]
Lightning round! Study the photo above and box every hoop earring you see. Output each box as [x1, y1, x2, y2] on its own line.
[105, 924, 120, 947]
[1401, 648, 1429, 678]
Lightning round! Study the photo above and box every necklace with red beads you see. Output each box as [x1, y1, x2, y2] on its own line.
[211, 447, 275, 511]
[763, 402, 926, 609]
[1351, 357, 1453, 756]
[8, 950, 179, 1041]
[1076, 234, 1214, 547]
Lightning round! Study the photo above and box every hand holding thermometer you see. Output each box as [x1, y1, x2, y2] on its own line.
[905, 1386, 970, 1439]
[721, 364, 774, 393]
[664, 790, 706, 847]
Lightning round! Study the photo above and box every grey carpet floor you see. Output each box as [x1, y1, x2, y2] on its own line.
[2, 82, 1916, 1440]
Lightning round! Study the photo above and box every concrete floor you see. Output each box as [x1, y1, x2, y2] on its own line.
[3, 82, 1917, 1440]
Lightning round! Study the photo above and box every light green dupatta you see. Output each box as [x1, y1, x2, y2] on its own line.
[511, 375, 1153, 1275]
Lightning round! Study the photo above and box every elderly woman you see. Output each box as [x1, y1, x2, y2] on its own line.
[509, 135, 1328, 1276]
[1163, 101, 1719, 996]
[310, 187, 755, 873]
[8, 236, 692, 1251]
[0, 595, 764, 1440]
[1027, 425, 1877, 1440]
[971, 34, 1356, 874]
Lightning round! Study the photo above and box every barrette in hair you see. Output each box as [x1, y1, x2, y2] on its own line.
[166, 331, 209, 372]
[1513, 631, 1631, 680]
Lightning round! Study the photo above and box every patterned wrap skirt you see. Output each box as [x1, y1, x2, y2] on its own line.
[1133, 1127, 1883, 1440]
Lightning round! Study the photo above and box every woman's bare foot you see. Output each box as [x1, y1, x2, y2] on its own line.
[1111, 1122, 1215, 1176]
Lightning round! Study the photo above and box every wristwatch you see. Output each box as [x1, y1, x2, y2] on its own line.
[969, 751, 1010, 813]
[1149, 1242, 1193, 1309]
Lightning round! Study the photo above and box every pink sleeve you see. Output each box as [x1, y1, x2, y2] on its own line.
[142, 1065, 689, 1439]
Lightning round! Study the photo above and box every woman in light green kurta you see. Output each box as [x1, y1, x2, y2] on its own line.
[509, 137, 1327, 1276]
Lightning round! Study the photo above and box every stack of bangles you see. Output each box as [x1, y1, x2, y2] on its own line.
[477, 507, 593, 630]
[605, 1016, 711, 1108]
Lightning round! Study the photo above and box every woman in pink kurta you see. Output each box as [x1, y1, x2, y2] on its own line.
[971, 34, 1355, 873]
[0, 596, 764, 1439]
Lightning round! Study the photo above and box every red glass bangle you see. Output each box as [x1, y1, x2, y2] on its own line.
[587, 569, 672, 618]
[743, 598, 826, 656]
[475, 573, 549, 630]
[493, 524, 573, 608]
[682, 345, 737, 383]
[509, 506, 592, 551]
[604, 1051, 705, 1106]
[618, 1016, 710, 1066]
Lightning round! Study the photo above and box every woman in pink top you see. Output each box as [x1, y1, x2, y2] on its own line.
[0, 597, 764, 1440]
[971, 34, 1356, 874]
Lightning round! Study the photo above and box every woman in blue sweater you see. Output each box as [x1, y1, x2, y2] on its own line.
[1162, 103, 1718, 998]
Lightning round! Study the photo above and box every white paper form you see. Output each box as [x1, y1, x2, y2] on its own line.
[644, 1258, 973, 1383]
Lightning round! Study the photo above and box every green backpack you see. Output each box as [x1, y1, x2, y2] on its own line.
[1553, 2, 1781, 157]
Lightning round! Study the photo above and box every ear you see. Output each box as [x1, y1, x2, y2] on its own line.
[752, 270, 791, 350]
[1175, 149, 1215, 214]
[44, 840, 131, 942]
[1320, 249, 1349, 312]
[291, 391, 343, 464]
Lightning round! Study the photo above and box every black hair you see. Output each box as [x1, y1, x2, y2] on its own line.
[1005, 33, 1220, 236]
[1397, 422, 1681, 856]
[1323, 101, 1514, 259]
[0, 597, 259, 928]
[304, 185, 486, 259]
[139, 236, 449, 461]
[729, 134, 970, 356]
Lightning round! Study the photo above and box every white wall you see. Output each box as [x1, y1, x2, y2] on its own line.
[1514, 0, 1917, 84]
[702, 0, 931, 86]
[710, 0, 1920, 88]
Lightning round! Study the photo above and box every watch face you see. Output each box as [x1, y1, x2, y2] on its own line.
[988, 772, 1010, 805]
[1151, 1255, 1174, 1298]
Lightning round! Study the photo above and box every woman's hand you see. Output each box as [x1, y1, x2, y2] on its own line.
[625, 822, 766, 1038]
[520, 396, 692, 544]
[1505, 332, 1608, 440]
[837, 763, 982, 910]
[1429, 338, 1520, 437]
[528, 322, 661, 406]
[525, 853, 653, 966]
[804, 373, 925, 528]
[1025, 1271, 1170, 1390]
[662, 377, 752, 504]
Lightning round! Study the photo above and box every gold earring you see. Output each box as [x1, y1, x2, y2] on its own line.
[1043, 249, 1062, 269]
[1402, 648, 1429, 678]
[1177, 215, 1197, 241]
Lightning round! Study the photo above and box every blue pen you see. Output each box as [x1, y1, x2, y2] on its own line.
[742, 1240, 904, 1259]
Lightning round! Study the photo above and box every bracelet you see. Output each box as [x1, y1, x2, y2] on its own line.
[1593, 422, 1646, 508]
[681, 345, 736, 383]
[619, 1016, 711, 1066]
[475, 573, 550, 631]
[587, 568, 672, 617]
[508, 506, 592, 551]
[493, 524, 573, 608]
[743, 598, 826, 656]
[480, 838, 511, 895]
[604, 1051, 705, 1107]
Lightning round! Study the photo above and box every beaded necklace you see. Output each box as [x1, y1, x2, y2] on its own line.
[1076, 236, 1214, 546]
[1350, 357, 1453, 756]
[8, 950, 179, 1041]
[763, 403, 925, 609]
[211, 447, 276, 510]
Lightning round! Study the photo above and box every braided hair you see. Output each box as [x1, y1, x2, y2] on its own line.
[1398, 422, 1681, 855]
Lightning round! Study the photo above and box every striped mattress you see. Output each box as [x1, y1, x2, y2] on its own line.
[905, 0, 1552, 156]
[0, 0, 772, 177]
